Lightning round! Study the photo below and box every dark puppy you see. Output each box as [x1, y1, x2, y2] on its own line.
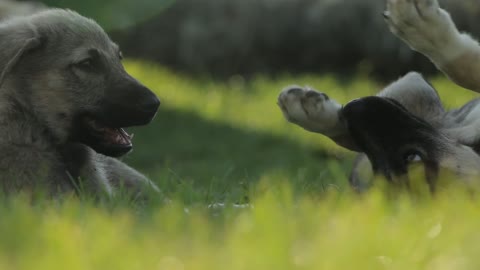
[278, 72, 480, 191]
[278, 0, 480, 191]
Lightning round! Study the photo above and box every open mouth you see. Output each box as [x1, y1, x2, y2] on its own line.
[84, 118, 133, 146]
[80, 117, 134, 157]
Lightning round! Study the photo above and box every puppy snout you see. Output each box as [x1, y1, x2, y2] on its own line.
[139, 91, 160, 115]
[133, 85, 160, 124]
[99, 80, 161, 127]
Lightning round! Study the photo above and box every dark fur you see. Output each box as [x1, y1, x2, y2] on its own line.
[279, 0, 480, 191]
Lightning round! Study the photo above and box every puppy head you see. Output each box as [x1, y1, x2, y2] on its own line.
[0, 9, 160, 157]
[343, 96, 480, 190]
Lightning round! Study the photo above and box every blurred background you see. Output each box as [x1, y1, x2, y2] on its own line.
[2, 0, 479, 201]
[5, 0, 479, 81]
[1, 2, 480, 266]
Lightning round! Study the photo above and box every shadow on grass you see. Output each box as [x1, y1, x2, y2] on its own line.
[124, 108, 354, 203]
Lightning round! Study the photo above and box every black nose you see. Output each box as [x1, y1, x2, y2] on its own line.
[140, 94, 160, 115]
[135, 85, 160, 125]
[98, 80, 161, 127]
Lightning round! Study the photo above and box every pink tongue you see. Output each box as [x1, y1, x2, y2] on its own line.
[104, 128, 131, 145]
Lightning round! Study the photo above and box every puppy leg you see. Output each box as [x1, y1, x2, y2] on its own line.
[349, 153, 374, 192]
[442, 99, 480, 146]
[377, 72, 445, 124]
[60, 143, 114, 196]
[98, 155, 161, 199]
[62, 143, 160, 199]
[385, 0, 480, 91]
[277, 86, 358, 150]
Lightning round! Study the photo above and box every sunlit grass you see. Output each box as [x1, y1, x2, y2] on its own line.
[1, 184, 480, 270]
[126, 60, 479, 153]
[125, 60, 381, 153]
[1, 61, 480, 269]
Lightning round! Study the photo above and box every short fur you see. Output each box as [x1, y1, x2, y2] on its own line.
[278, 0, 480, 191]
[0, 9, 160, 197]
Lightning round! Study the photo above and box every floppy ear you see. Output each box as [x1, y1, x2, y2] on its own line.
[0, 22, 42, 87]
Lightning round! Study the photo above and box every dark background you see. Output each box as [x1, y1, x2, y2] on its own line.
[15, 0, 480, 80]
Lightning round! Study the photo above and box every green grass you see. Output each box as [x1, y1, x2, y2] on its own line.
[124, 61, 376, 203]
[2, 60, 480, 269]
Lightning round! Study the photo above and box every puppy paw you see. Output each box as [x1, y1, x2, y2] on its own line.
[277, 85, 342, 136]
[384, 0, 462, 63]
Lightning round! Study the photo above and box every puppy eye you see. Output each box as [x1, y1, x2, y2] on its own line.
[77, 59, 92, 67]
[404, 151, 423, 163]
[75, 58, 94, 70]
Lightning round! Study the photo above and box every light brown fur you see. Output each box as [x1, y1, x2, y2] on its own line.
[0, 9, 160, 198]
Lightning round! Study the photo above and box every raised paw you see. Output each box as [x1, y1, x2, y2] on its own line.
[277, 85, 343, 136]
[384, 0, 461, 63]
